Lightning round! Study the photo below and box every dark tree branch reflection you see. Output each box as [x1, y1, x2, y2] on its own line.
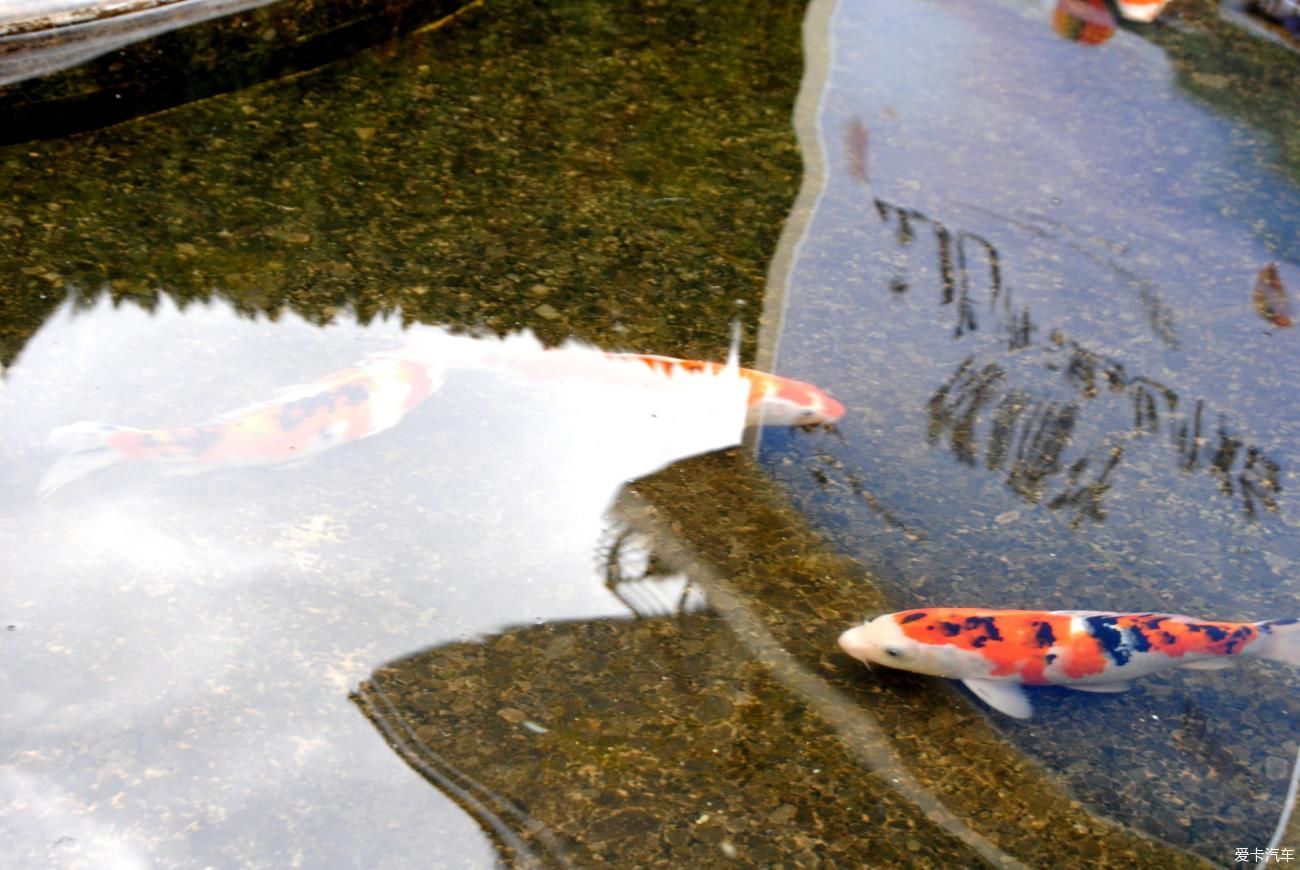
[866, 193, 1282, 523]
[925, 336, 1281, 523]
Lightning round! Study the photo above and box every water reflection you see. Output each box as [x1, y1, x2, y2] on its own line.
[926, 334, 1284, 522]
[355, 446, 1204, 867]
[34, 314, 842, 499]
[1, 296, 847, 867]
[757, 0, 1300, 861]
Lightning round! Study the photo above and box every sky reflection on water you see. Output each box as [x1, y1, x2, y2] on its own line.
[0, 298, 773, 866]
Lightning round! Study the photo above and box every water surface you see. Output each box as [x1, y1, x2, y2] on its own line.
[3, 0, 1299, 866]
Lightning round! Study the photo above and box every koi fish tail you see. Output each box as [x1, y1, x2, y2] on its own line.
[1253, 619, 1300, 667]
[39, 423, 135, 498]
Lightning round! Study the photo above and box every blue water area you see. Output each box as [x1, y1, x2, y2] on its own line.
[762, 0, 1300, 856]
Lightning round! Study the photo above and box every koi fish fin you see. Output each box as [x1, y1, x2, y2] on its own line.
[39, 449, 124, 497]
[39, 423, 136, 498]
[960, 678, 1033, 719]
[1179, 658, 1235, 671]
[1068, 682, 1133, 693]
[46, 421, 129, 452]
[1251, 619, 1300, 667]
[724, 322, 741, 375]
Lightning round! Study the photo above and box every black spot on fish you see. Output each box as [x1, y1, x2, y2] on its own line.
[899, 612, 927, 624]
[964, 616, 1002, 642]
[1224, 625, 1255, 654]
[280, 387, 360, 430]
[972, 636, 989, 648]
[280, 398, 319, 430]
[1200, 624, 1227, 642]
[339, 383, 370, 404]
[174, 425, 222, 454]
[1161, 631, 1177, 645]
[1033, 621, 1056, 648]
[1085, 615, 1130, 667]
[1144, 617, 1165, 631]
[1045, 653, 1058, 664]
[1128, 625, 1152, 653]
[1262, 618, 1298, 634]
[940, 622, 962, 637]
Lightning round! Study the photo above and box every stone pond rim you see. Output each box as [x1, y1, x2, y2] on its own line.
[0, 0, 480, 145]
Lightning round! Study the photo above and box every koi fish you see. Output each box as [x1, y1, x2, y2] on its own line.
[434, 330, 846, 428]
[39, 330, 843, 497]
[38, 350, 447, 498]
[601, 353, 845, 428]
[838, 607, 1300, 718]
[1114, 0, 1171, 22]
[1253, 263, 1293, 328]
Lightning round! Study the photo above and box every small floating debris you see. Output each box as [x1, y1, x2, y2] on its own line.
[844, 117, 869, 183]
[1253, 263, 1293, 328]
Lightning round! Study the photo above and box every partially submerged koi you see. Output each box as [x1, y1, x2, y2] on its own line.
[40, 331, 843, 496]
[600, 353, 845, 428]
[1052, 0, 1117, 45]
[432, 330, 845, 428]
[839, 607, 1300, 718]
[39, 350, 446, 498]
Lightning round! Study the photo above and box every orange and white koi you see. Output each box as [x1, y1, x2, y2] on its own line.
[839, 607, 1300, 718]
[38, 350, 447, 498]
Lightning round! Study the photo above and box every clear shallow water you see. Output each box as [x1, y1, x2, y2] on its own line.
[2, 0, 1299, 866]
[0, 300, 757, 866]
[767, 0, 1300, 858]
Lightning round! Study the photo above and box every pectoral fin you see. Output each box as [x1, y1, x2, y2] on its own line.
[1069, 682, 1132, 693]
[960, 678, 1033, 719]
[1180, 658, 1235, 671]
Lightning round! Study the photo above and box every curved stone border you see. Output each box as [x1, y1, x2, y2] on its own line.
[0, 0, 478, 143]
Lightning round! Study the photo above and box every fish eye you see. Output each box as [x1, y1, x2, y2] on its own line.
[884, 646, 903, 658]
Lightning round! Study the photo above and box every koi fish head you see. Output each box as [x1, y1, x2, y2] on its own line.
[748, 377, 846, 427]
[838, 614, 967, 678]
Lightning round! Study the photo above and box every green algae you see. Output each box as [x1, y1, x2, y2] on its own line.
[0, 0, 809, 370]
[355, 447, 1209, 868]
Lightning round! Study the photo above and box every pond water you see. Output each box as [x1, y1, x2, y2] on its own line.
[2, 0, 1298, 866]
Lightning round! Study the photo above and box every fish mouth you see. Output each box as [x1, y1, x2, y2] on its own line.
[837, 626, 875, 666]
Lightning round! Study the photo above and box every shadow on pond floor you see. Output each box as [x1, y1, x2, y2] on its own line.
[355, 447, 1231, 868]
